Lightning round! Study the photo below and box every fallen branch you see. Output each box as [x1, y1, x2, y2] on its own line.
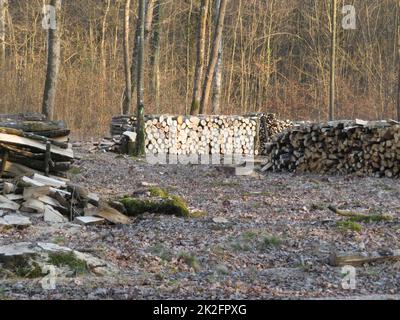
[328, 205, 392, 222]
[329, 249, 400, 267]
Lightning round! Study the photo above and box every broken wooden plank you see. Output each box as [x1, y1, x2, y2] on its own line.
[20, 177, 70, 196]
[0, 127, 68, 149]
[23, 186, 52, 200]
[85, 204, 130, 225]
[2, 161, 40, 177]
[355, 119, 369, 126]
[0, 214, 32, 228]
[5, 194, 23, 201]
[44, 205, 67, 223]
[0, 133, 73, 159]
[32, 173, 67, 188]
[75, 216, 105, 226]
[20, 199, 45, 213]
[329, 249, 400, 267]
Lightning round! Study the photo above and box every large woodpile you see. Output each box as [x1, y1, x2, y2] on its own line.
[262, 119, 400, 178]
[111, 115, 260, 156]
[0, 113, 73, 178]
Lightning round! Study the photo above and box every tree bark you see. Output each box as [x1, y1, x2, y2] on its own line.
[42, 0, 62, 121]
[397, 1, 400, 121]
[150, 0, 162, 112]
[135, 0, 146, 156]
[100, 0, 111, 80]
[122, 0, 132, 115]
[211, 0, 223, 114]
[0, 0, 7, 66]
[190, 0, 210, 115]
[144, 0, 156, 41]
[329, 0, 337, 121]
[200, 0, 228, 114]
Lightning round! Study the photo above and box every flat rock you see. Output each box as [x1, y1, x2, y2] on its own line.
[37, 242, 72, 253]
[0, 242, 37, 264]
[0, 214, 32, 228]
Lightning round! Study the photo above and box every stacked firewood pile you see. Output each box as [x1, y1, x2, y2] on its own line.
[261, 119, 400, 178]
[110, 115, 260, 156]
[258, 113, 293, 155]
[0, 173, 130, 226]
[0, 113, 73, 178]
[110, 115, 136, 136]
[144, 115, 259, 155]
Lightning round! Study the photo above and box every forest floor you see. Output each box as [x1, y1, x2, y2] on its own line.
[1, 142, 400, 300]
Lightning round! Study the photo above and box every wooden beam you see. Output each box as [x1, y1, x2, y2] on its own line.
[0, 133, 73, 159]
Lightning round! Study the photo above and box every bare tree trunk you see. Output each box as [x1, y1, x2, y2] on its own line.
[135, 0, 146, 156]
[190, 0, 210, 115]
[42, 0, 62, 121]
[151, 0, 162, 112]
[0, 0, 7, 66]
[144, 0, 156, 41]
[101, 0, 111, 80]
[329, 0, 337, 121]
[211, 0, 222, 114]
[200, 0, 228, 114]
[397, 1, 400, 121]
[122, 0, 132, 115]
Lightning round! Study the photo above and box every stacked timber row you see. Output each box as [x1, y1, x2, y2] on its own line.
[110, 115, 136, 136]
[0, 113, 74, 178]
[262, 119, 400, 178]
[258, 113, 293, 155]
[111, 115, 259, 155]
[145, 115, 259, 156]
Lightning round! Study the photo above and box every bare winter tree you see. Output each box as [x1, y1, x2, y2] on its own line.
[150, 0, 162, 112]
[200, 0, 228, 114]
[0, 0, 7, 66]
[122, 0, 132, 115]
[135, 0, 146, 156]
[212, 0, 223, 114]
[397, 0, 400, 121]
[144, 0, 156, 41]
[42, 0, 62, 120]
[190, 0, 210, 115]
[329, 0, 337, 121]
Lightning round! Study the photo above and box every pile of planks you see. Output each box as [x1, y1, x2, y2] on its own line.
[110, 115, 137, 136]
[0, 173, 130, 226]
[261, 119, 400, 178]
[144, 115, 259, 156]
[0, 113, 73, 178]
[258, 113, 293, 155]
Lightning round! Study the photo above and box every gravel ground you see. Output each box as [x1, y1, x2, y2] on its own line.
[1, 143, 400, 300]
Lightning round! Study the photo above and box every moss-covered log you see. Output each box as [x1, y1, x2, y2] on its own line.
[119, 195, 190, 217]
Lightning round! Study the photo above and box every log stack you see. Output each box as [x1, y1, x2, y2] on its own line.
[144, 115, 259, 156]
[261, 119, 400, 178]
[110, 115, 260, 156]
[0, 113, 74, 178]
[258, 113, 293, 155]
[110, 115, 137, 136]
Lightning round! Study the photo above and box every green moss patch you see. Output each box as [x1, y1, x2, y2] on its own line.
[148, 187, 169, 198]
[120, 195, 190, 217]
[48, 252, 88, 275]
[178, 252, 201, 272]
[336, 220, 362, 233]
